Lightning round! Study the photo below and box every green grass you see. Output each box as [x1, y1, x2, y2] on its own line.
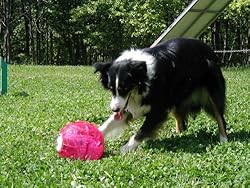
[0, 65, 249, 187]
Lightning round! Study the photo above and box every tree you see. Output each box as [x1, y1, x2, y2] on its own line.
[1, 0, 249, 66]
[1, 0, 11, 63]
[209, 0, 249, 65]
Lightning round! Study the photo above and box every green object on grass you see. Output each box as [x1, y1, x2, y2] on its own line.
[1, 57, 7, 95]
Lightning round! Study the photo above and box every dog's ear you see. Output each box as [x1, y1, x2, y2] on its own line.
[130, 61, 148, 94]
[130, 61, 147, 79]
[94, 62, 112, 74]
[94, 62, 112, 89]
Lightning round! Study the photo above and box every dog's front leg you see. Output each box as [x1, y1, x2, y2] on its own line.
[98, 112, 131, 139]
[121, 110, 167, 153]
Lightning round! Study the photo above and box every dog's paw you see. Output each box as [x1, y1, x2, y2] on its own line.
[120, 143, 135, 153]
[120, 135, 140, 153]
[219, 134, 228, 142]
[98, 117, 128, 140]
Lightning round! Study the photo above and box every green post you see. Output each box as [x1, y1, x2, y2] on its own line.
[1, 57, 8, 95]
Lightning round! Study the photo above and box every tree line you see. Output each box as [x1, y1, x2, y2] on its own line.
[1, 0, 249, 66]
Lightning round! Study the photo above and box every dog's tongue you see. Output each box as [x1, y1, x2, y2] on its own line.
[114, 112, 123, 121]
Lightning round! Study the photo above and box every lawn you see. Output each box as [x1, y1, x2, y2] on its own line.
[0, 65, 249, 187]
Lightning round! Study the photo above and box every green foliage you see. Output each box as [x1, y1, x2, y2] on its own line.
[70, 0, 185, 54]
[71, 0, 126, 58]
[1, 0, 249, 65]
[226, 0, 250, 19]
[201, 0, 250, 66]
[0, 65, 249, 187]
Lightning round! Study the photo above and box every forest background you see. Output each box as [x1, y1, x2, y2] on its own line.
[1, 0, 249, 66]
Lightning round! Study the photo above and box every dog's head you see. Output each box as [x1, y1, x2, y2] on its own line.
[94, 59, 148, 113]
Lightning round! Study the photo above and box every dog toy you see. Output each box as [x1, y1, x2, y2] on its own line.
[56, 121, 104, 160]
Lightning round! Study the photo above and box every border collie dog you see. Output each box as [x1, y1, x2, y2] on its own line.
[94, 38, 228, 153]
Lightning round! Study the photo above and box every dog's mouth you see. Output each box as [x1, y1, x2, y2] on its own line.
[114, 111, 123, 121]
[114, 93, 131, 121]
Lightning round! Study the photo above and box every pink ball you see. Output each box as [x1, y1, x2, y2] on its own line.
[56, 121, 104, 160]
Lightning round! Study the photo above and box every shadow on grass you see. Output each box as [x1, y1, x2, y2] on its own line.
[13, 91, 29, 97]
[102, 129, 250, 157]
[145, 130, 217, 153]
[144, 129, 250, 154]
[229, 130, 250, 142]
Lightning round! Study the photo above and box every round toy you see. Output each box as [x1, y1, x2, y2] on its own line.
[56, 121, 104, 160]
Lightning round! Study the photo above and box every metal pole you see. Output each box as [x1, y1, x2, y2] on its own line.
[1, 57, 8, 95]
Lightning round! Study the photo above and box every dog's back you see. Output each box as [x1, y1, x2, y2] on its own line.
[144, 38, 226, 113]
[95, 38, 228, 153]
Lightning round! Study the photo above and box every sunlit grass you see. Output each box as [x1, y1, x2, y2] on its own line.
[0, 65, 249, 187]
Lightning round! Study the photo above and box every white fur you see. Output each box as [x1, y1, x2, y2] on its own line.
[115, 49, 156, 80]
[219, 134, 228, 142]
[110, 95, 127, 112]
[110, 49, 153, 114]
[110, 75, 128, 111]
[126, 89, 151, 118]
[103, 49, 154, 152]
[115, 74, 119, 91]
[111, 88, 150, 119]
[100, 88, 151, 143]
[98, 113, 129, 139]
[120, 135, 140, 153]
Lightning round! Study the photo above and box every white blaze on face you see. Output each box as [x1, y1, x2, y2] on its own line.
[110, 75, 127, 112]
[110, 95, 127, 112]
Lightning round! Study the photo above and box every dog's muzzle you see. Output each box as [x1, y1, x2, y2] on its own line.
[114, 93, 131, 121]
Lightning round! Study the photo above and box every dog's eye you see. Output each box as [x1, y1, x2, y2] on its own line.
[117, 87, 128, 95]
[118, 87, 126, 91]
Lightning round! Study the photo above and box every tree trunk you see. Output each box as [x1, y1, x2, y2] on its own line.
[4, 0, 11, 63]
[27, 3, 35, 64]
[35, 3, 41, 64]
[214, 21, 221, 50]
[0, 0, 4, 56]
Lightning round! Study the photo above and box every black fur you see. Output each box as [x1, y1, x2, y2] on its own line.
[95, 38, 228, 151]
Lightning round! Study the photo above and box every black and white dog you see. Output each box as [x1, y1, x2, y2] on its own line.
[94, 38, 228, 153]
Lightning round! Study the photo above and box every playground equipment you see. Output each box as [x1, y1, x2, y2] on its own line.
[0, 57, 7, 95]
[151, 0, 233, 47]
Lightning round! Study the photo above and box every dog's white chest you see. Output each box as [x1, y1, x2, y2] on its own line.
[127, 92, 150, 118]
